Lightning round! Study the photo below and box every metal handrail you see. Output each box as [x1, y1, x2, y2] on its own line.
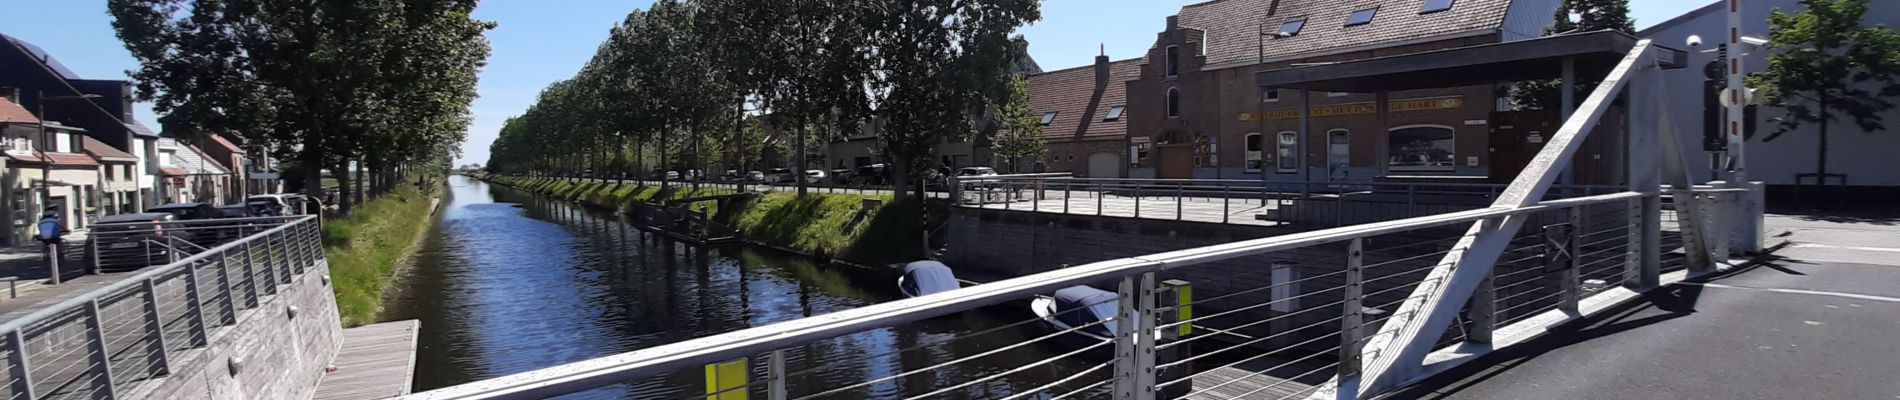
[0, 215, 317, 333]
[406, 191, 1642, 400]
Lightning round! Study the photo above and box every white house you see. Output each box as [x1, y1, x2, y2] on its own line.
[1641, 0, 1900, 203]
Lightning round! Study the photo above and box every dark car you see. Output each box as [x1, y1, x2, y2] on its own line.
[147, 203, 223, 220]
[216, 204, 253, 218]
[87, 213, 187, 272]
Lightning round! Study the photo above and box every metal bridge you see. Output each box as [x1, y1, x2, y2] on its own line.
[401, 37, 1774, 400]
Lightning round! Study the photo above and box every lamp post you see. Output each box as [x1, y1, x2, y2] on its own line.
[35, 91, 102, 285]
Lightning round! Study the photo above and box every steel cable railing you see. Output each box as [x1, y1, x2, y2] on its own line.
[0, 216, 322, 400]
[408, 188, 1742, 400]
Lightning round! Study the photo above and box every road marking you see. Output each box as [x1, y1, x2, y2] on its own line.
[1790, 243, 1900, 253]
[1679, 281, 1900, 304]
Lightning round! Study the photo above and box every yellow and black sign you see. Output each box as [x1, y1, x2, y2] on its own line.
[705, 359, 748, 400]
[1250, 96, 1464, 121]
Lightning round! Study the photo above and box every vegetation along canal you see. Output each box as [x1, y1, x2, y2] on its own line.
[385, 175, 1103, 398]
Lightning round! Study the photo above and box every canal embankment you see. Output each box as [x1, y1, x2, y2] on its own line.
[324, 183, 445, 326]
[475, 175, 943, 267]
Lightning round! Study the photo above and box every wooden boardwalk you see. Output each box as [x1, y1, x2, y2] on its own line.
[314, 319, 421, 400]
[1183, 356, 1327, 400]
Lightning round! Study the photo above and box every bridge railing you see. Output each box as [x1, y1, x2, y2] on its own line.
[405, 190, 1676, 400]
[950, 174, 1624, 226]
[0, 215, 323, 400]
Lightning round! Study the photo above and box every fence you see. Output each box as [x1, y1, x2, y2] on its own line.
[0, 215, 323, 400]
[949, 175, 1624, 227]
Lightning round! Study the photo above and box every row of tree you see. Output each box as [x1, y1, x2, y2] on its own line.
[108, 0, 494, 213]
[483, 0, 1041, 202]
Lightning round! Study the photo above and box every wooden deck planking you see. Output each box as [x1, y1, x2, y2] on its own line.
[314, 319, 420, 400]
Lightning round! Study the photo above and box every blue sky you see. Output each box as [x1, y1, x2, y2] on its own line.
[3, 0, 1713, 166]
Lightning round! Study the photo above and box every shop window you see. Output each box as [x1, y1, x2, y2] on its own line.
[1387, 125, 1457, 172]
[1276, 131, 1298, 173]
[1245, 133, 1264, 172]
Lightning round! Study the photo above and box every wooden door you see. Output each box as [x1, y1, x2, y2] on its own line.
[1157, 146, 1192, 179]
[1487, 111, 1558, 183]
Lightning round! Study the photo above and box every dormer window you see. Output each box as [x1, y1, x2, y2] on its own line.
[1346, 8, 1377, 26]
[1279, 19, 1307, 36]
[1040, 112, 1058, 126]
[1104, 106, 1126, 121]
[1421, 0, 1454, 14]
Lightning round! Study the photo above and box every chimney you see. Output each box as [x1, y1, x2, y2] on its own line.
[1094, 45, 1111, 90]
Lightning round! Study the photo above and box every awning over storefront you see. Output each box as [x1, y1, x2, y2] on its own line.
[1254, 31, 1687, 93]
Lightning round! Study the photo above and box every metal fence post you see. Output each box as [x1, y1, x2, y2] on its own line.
[1638, 195, 1662, 289]
[85, 300, 117, 399]
[141, 279, 173, 376]
[768, 349, 788, 400]
[1114, 272, 1158, 400]
[183, 261, 211, 344]
[1134, 183, 1142, 219]
[1063, 181, 1071, 215]
[217, 250, 238, 324]
[1096, 181, 1105, 216]
[1467, 265, 1497, 344]
[1560, 207, 1583, 316]
[1336, 238, 1366, 400]
[1175, 183, 1184, 221]
[9, 330, 35, 399]
[1623, 197, 1642, 289]
[1222, 186, 1231, 224]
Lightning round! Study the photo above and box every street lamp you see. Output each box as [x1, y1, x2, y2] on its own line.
[35, 91, 100, 285]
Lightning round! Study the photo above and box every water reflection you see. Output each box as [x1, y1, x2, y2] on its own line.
[386, 176, 1104, 399]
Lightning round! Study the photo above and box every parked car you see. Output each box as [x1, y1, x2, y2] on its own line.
[147, 203, 223, 220]
[853, 164, 889, 185]
[88, 213, 187, 272]
[956, 166, 1000, 188]
[720, 170, 741, 182]
[745, 171, 767, 182]
[766, 168, 796, 183]
[803, 170, 827, 184]
[664, 171, 681, 181]
[215, 204, 253, 218]
[830, 169, 853, 185]
[246, 194, 295, 215]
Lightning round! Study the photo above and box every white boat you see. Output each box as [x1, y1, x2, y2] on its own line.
[897, 261, 960, 298]
[1031, 286, 1121, 342]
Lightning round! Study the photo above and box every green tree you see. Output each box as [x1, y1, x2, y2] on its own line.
[1747, 0, 1900, 182]
[1507, 0, 1634, 110]
[989, 73, 1047, 173]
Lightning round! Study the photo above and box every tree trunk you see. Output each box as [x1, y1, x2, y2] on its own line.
[335, 163, 355, 215]
[890, 157, 911, 204]
[1817, 91, 1829, 185]
[796, 125, 808, 196]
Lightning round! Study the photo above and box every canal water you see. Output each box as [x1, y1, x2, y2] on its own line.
[386, 175, 1104, 399]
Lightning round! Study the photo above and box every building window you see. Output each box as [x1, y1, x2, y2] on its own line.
[1279, 19, 1307, 36]
[105, 165, 115, 180]
[1166, 88, 1180, 118]
[1421, 0, 1455, 14]
[1262, 87, 1281, 103]
[1104, 106, 1126, 121]
[1165, 46, 1179, 77]
[1345, 7, 1378, 26]
[1276, 131, 1298, 173]
[1245, 133, 1264, 172]
[1388, 125, 1457, 172]
[1039, 112, 1058, 126]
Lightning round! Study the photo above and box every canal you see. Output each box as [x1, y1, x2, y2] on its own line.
[385, 175, 1105, 399]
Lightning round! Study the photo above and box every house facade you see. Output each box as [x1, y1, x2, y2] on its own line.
[83, 136, 141, 216]
[156, 138, 233, 204]
[2, 34, 169, 210]
[1126, 0, 1564, 183]
[1007, 54, 1141, 177]
[1640, 0, 1900, 202]
[2, 116, 103, 241]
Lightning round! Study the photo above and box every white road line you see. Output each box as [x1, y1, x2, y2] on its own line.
[1677, 282, 1900, 304]
[1789, 243, 1900, 253]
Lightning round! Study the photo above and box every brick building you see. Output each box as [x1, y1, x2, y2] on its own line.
[1125, 0, 1576, 183]
[1010, 54, 1141, 177]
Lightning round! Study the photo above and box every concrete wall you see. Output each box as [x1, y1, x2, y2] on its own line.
[1641, 0, 1900, 188]
[122, 259, 343, 400]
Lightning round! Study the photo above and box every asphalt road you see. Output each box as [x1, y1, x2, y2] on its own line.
[1382, 214, 1900, 400]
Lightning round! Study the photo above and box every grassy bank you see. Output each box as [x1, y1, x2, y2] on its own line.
[323, 183, 440, 327]
[480, 175, 942, 265]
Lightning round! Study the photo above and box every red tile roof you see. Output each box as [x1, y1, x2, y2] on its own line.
[81, 136, 138, 162]
[160, 166, 188, 176]
[0, 97, 38, 124]
[1024, 58, 1141, 143]
[205, 134, 243, 153]
[1174, 0, 1515, 69]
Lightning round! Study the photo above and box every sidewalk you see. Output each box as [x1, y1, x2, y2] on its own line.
[1383, 211, 1900, 399]
[0, 230, 90, 298]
